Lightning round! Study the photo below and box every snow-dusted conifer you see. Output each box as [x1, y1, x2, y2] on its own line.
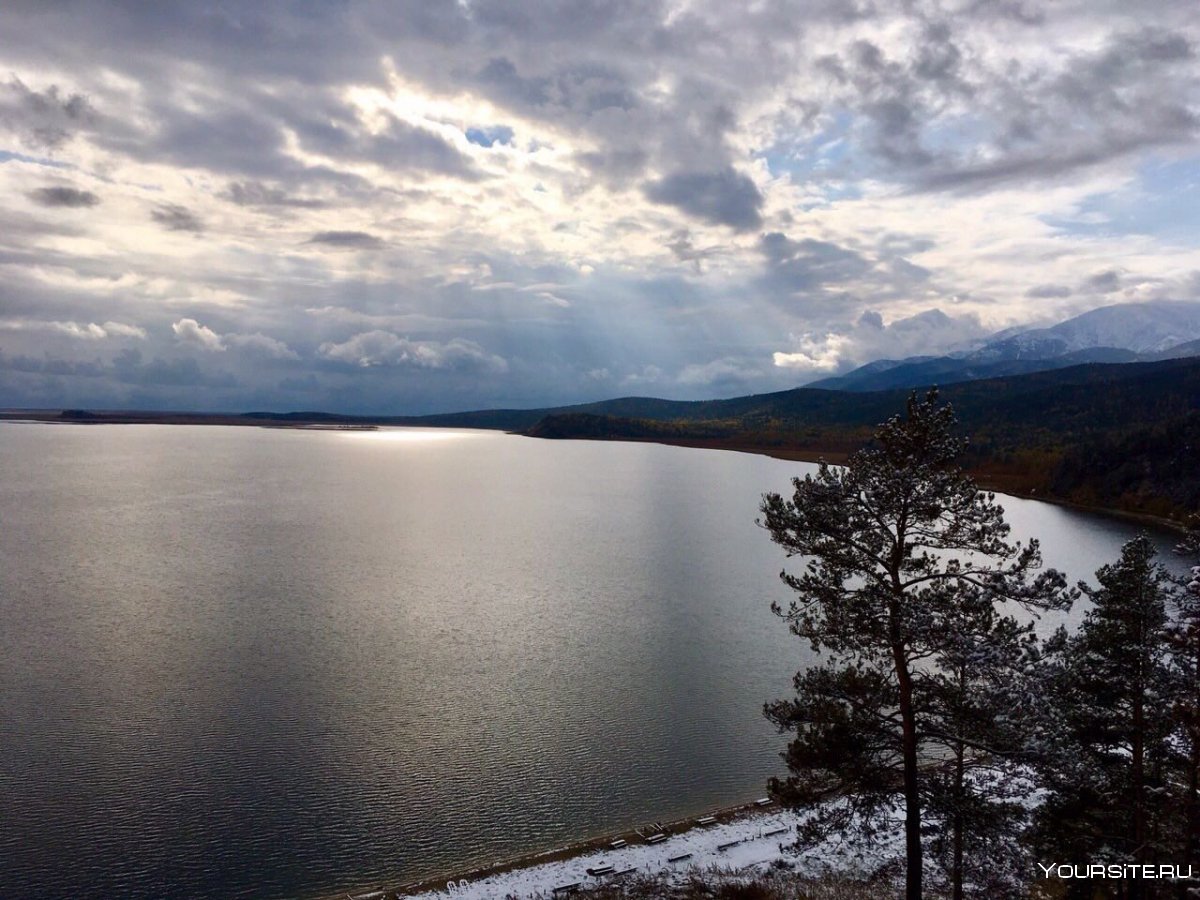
[1033, 536, 1176, 900]
[920, 597, 1043, 900]
[1166, 516, 1200, 890]
[759, 390, 1070, 900]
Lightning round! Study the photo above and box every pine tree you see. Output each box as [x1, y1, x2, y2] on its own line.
[1033, 536, 1177, 900]
[760, 390, 1069, 900]
[920, 596, 1044, 900]
[1166, 517, 1200, 893]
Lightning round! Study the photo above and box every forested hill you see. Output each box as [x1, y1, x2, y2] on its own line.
[20, 356, 1200, 521]
[516, 357, 1200, 522]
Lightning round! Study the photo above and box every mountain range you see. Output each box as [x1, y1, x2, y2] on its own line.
[8, 300, 1200, 522]
[806, 300, 1200, 392]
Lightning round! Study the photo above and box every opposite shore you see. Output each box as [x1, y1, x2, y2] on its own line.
[3, 410, 1186, 533]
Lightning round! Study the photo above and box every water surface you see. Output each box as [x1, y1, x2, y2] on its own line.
[0, 424, 1185, 898]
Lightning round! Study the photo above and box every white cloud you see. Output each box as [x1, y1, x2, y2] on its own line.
[99, 321, 148, 339]
[171, 318, 225, 351]
[317, 331, 507, 373]
[0, 319, 146, 340]
[773, 309, 989, 374]
[171, 319, 303, 359]
[773, 334, 853, 372]
[225, 332, 300, 360]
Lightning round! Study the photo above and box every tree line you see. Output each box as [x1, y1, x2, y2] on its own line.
[759, 390, 1200, 900]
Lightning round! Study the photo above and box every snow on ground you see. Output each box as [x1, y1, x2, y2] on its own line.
[393, 782, 1038, 899]
[402, 811, 801, 899]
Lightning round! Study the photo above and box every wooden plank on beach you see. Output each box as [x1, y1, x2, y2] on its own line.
[754, 797, 773, 807]
[696, 815, 717, 825]
[610, 838, 627, 849]
[646, 833, 667, 844]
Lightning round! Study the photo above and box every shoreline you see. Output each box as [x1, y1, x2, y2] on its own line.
[2, 412, 1189, 531]
[514, 432, 1193, 535]
[317, 797, 786, 900]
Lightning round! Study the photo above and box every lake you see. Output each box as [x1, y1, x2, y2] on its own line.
[0, 423, 1187, 899]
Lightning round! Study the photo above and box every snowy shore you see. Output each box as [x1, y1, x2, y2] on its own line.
[392, 809, 797, 899]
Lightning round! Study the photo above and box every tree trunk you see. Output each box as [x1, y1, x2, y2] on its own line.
[1131, 664, 1146, 900]
[952, 742, 965, 900]
[894, 639, 923, 900]
[1182, 741, 1199, 900]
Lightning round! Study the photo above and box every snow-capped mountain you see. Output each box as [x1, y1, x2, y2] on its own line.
[808, 301, 1200, 392]
[971, 300, 1200, 360]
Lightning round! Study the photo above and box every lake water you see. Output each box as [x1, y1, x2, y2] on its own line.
[0, 423, 1187, 899]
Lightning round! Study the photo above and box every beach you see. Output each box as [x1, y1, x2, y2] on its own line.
[325, 801, 794, 900]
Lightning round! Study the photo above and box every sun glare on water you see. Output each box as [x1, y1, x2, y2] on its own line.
[340, 427, 488, 442]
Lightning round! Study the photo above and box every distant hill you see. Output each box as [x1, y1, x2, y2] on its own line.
[11, 354, 1199, 522]
[519, 356, 1200, 521]
[808, 300, 1200, 392]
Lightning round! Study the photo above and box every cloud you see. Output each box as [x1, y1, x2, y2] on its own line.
[99, 321, 148, 339]
[307, 230, 384, 249]
[773, 308, 988, 374]
[759, 232, 872, 292]
[224, 180, 326, 208]
[29, 186, 100, 208]
[152, 203, 204, 232]
[773, 334, 854, 372]
[0, 77, 94, 148]
[111, 348, 238, 389]
[1027, 284, 1072, 299]
[0, 1, 1198, 412]
[294, 111, 481, 178]
[172, 317, 225, 351]
[1082, 269, 1123, 293]
[0, 319, 146, 339]
[225, 332, 300, 359]
[318, 331, 507, 373]
[170, 320, 299, 359]
[676, 357, 762, 388]
[665, 229, 724, 269]
[643, 167, 763, 231]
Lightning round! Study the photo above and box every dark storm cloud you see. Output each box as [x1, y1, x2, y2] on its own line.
[291, 111, 481, 179]
[0, 352, 107, 378]
[0, 77, 95, 149]
[574, 147, 649, 189]
[759, 232, 872, 291]
[643, 167, 763, 231]
[223, 181, 327, 209]
[151, 204, 204, 232]
[29, 186, 100, 208]
[1083, 269, 1123, 293]
[1027, 284, 1073, 299]
[109, 102, 289, 178]
[307, 231, 385, 249]
[476, 58, 553, 109]
[814, 20, 1198, 193]
[665, 230, 723, 267]
[111, 348, 238, 388]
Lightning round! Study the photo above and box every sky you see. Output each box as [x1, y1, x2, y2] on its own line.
[1, 0, 1199, 414]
